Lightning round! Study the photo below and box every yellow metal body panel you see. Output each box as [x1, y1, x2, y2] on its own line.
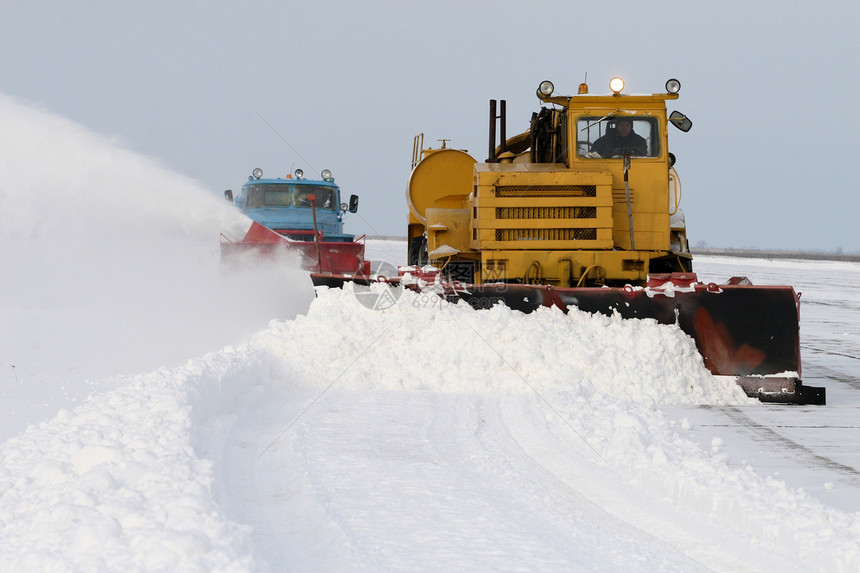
[476, 249, 650, 286]
[425, 208, 472, 260]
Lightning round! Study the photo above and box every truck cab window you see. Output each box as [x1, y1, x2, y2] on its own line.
[577, 116, 660, 158]
[264, 190, 291, 207]
[246, 185, 292, 208]
[293, 185, 336, 210]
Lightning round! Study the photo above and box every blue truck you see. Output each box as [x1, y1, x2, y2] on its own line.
[221, 167, 366, 273]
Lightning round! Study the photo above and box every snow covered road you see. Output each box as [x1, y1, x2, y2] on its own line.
[662, 256, 860, 518]
[223, 388, 734, 572]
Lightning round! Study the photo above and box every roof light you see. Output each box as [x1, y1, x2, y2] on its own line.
[294, 168, 303, 179]
[321, 169, 332, 181]
[665, 78, 681, 94]
[537, 80, 554, 97]
[252, 167, 263, 179]
[609, 77, 624, 94]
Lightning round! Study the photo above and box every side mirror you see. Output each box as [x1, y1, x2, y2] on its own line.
[224, 189, 234, 202]
[348, 194, 359, 213]
[669, 111, 692, 132]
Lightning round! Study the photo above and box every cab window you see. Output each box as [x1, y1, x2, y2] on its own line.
[576, 116, 660, 158]
[246, 185, 291, 208]
[293, 185, 336, 210]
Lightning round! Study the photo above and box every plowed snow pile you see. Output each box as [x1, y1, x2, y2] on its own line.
[263, 283, 750, 406]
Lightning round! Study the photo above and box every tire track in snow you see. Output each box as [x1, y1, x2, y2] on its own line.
[239, 389, 710, 572]
[499, 395, 808, 573]
[708, 405, 860, 485]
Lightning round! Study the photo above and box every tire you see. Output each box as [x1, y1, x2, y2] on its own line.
[409, 235, 428, 266]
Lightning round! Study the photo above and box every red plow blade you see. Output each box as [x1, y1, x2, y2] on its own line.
[442, 276, 823, 404]
[221, 221, 367, 274]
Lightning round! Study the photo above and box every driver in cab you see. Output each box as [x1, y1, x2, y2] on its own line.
[591, 117, 647, 157]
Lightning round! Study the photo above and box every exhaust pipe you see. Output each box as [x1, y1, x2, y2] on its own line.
[487, 99, 507, 162]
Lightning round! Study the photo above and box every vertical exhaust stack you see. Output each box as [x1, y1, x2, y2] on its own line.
[487, 99, 507, 162]
[500, 100, 507, 156]
[488, 99, 497, 162]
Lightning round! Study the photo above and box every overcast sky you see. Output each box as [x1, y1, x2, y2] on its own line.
[2, 1, 858, 252]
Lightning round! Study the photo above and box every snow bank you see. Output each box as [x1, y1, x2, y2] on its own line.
[0, 344, 270, 572]
[259, 283, 750, 406]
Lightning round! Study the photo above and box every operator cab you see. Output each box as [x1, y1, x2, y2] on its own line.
[577, 116, 660, 158]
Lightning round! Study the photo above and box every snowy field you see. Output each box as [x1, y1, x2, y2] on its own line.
[2, 94, 860, 572]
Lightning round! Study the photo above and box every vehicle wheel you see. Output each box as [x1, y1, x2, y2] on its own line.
[409, 235, 428, 266]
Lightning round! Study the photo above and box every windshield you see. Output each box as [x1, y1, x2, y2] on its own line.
[292, 185, 336, 210]
[576, 116, 660, 158]
[245, 184, 337, 210]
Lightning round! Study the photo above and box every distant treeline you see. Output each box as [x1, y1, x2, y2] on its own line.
[693, 248, 860, 263]
[366, 235, 409, 241]
[365, 237, 860, 263]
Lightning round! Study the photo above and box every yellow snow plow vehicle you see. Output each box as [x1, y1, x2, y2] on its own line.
[315, 77, 825, 404]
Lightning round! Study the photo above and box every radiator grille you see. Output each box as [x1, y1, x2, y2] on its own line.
[496, 206, 597, 220]
[495, 185, 597, 197]
[495, 228, 597, 241]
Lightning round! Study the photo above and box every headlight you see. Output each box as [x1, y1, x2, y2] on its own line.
[340, 202, 348, 211]
[665, 78, 681, 94]
[537, 80, 554, 97]
[294, 169, 303, 179]
[609, 77, 624, 94]
[252, 167, 263, 179]
[321, 169, 332, 180]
